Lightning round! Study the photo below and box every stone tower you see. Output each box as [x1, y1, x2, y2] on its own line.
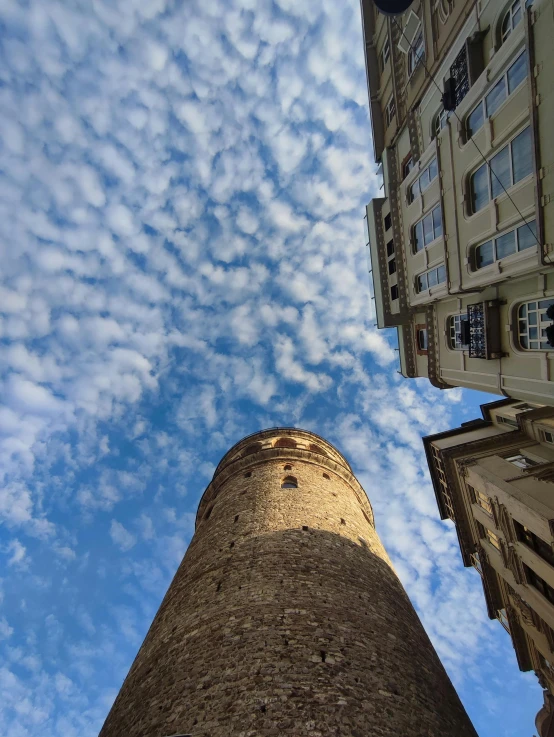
[99, 428, 478, 737]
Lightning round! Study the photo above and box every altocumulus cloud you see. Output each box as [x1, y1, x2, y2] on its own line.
[0, 0, 540, 735]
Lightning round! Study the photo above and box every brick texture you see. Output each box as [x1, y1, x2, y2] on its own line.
[98, 429, 478, 737]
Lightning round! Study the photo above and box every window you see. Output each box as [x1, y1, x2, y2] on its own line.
[384, 213, 392, 231]
[385, 94, 396, 126]
[386, 240, 395, 256]
[409, 158, 438, 201]
[449, 313, 470, 350]
[515, 520, 554, 567]
[501, 0, 533, 43]
[470, 551, 483, 576]
[402, 155, 414, 180]
[474, 220, 537, 268]
[281, 476, 298, 489]
[309, 444, 326, 454]
[417, 328, 428, 351]
[380, 37, 390, 73]
[543, 431, 554, 444]
[284, 464, 293, 470]
[525, 563, 554, 605]
[390, 284, 399, 300]
[413, 205, 443, 251]
[497, 608, 510, 632]
[274, 437, 297, 448]
[517, 300, 554, 351]
[388, 259, 396, 275]
[498, 415, 519, 427]
[470, 126, 532, 212]
[484, 527, 502, 551]
[416, 264, 447, 293]
[408, 29, 425, 76]
[433, 108, 448, 138]
[505, 453, 540, 469]
[472, 487, 493, 515]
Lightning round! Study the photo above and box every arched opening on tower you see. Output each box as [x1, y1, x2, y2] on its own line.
[309, 443, 327, 455]
[274, 437, 297, 448]
[242, 442, 263, 456]
[281, 476, 298, 489]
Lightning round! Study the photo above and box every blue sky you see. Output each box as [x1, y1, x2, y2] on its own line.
[0, 0, 541, 734]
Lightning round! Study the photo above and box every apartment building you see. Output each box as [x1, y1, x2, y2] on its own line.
[423, 399, 554, 735]
[360, 0, 554, 404]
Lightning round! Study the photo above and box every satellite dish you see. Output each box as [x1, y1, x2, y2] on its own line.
[372, 0, 413, 15]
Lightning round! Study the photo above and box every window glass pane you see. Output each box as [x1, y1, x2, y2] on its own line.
[423, 213, 434, 245]
[476, 240, 494, 268]
[420, 168, 430, 191]
[432, 207, 442, 238]
[496, 231, 517, 259]
[428, 269, 438, 287]
[471, 164, 489, 212]
[410, 180, 419, 201]
[428, 158, 438, 183]
[437, 264, 447, 283]
[512, 4, 522, 26]
[512, 127, 533, 183]
[486, 78, 507, 118]
[490, 146, 511, 199]
[508, 52, 527, 93]
[414, 220, 424, 251]
[467, 104, 484, 136]
[517, 221, 537, 250]
[418, 274, 427, 291]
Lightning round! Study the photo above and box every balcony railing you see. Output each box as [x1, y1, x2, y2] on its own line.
[467, 300, 503, 359]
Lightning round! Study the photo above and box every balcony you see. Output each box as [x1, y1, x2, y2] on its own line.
[467, 300, 504, 359]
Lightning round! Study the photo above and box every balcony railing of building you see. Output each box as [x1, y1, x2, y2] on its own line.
[467, 299, 504, 359]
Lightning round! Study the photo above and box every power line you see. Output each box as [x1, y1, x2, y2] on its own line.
[390, 14, 541, 249]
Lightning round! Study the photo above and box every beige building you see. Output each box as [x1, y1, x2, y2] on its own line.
[360, 0, 554, 404]
[98, 428, 477, 737]
[423, 399, 554, 735]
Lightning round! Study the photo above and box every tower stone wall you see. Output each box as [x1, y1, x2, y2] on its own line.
[98, 428, 478, 737]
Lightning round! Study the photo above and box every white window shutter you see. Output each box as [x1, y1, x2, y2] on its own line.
[398, 12, 421, 55]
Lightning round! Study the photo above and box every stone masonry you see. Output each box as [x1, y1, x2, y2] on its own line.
[98, 428, 478, 737]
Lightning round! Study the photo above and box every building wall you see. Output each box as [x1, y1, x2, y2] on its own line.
[361, 0, 554, 405]
[424, 401, 554, 707]
[98, 429, 478, 737]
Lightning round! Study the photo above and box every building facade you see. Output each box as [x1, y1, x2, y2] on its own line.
[98, 428, 477, 737]
[360, 0, 554, 404]
[423, 399, 554, 735]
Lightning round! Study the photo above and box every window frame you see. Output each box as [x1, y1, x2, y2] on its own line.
[542, 430, 554, 445]
[408, 28, 425, 77]
[505, 453, 541, 469]
[464, 48, 529, 141]
[501, 0, 529, 43]
[385, 94, 396, 127]
[413, 204, 443, 252]
[409, 157, 439, 202]
[416, 263, 447, 293]
[433, 108, 448, 139]
[469, 126, 533, 214]
[448, 313, 470, 350]
[380, 37, 391, 73]
[415, 323, 428, 355]
[473, 219, 537, 269]
[516, 299, 554, 351]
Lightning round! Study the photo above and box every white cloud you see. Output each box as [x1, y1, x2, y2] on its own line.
[110, 520, 137, 552]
